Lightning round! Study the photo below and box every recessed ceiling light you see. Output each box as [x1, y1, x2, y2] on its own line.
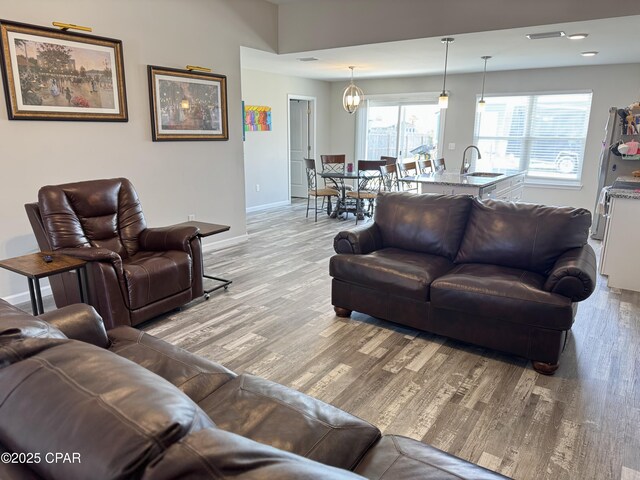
[526, 31, 566, 40]
[298, 57, 319, 62]
[568, 33, 589, 40]
[581, 51, 598, 57]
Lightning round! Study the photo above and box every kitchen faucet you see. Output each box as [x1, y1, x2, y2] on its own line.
[461, 145, 482, 174]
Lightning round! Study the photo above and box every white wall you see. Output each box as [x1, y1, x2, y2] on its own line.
[277, 0, 640, 53]
[241, 68, 332, 210]
[330, 63, 640, 210]
[0, 0, 278, 301]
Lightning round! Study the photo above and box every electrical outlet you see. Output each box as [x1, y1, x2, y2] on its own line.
[256, 184, 260, 192]
[187, 214, 195, 221]
[448, 143, 456, 150]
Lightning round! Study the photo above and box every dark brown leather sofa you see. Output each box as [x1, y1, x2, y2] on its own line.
[0, 299, 508, 480]
[330, 192, 597, 375]
[25, 178, 204, 329]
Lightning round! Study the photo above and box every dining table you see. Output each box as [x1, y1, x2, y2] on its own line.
[319, 170, 360, 218]
[320, 164, 383, 219]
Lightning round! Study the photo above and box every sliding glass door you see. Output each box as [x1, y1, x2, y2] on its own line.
[361, 97, 442, 161]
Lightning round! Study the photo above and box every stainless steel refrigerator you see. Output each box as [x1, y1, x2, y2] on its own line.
[591, 106, 640, 239]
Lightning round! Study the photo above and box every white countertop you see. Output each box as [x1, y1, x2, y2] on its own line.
[609, 176, 640, 199]
[401, 170, 525, 187]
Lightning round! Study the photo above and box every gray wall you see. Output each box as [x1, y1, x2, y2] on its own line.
[241, 68, 332, 210]
[330, 63, 640, 210]
[277, 0, 640, 53]
[0, 0, 278, 301]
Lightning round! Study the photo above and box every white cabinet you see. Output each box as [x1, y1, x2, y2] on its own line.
[418, 184, 479, 196]
[479, 174, 525, 201]
[600, 196, 640, 292]
[415, 172, 525, 201]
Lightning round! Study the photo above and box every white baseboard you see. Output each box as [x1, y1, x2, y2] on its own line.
[201, 233, 249, 253]
[246, 200, 290, 213]
[3, 284, 52, 306]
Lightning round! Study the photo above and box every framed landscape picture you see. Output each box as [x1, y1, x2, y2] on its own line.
[0, 19, 128, 121]
[148, 65, 228, 141]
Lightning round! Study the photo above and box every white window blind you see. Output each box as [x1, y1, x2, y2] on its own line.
[473, 92, 592, 183]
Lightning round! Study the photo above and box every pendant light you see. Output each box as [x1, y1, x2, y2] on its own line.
[343, 66, 364, 114]
[438, 37, 454, 109]
[477, 56, 491, 112]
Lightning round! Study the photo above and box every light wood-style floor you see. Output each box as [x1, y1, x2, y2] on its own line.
[141, 200, 639, 480]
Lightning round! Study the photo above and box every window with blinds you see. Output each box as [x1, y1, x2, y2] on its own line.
[473, 92, 592, 183]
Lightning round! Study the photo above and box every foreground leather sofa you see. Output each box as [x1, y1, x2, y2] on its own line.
[25, 177, 204, 329]
[0, 299, 508, 479]
[330, 192, 597, 375]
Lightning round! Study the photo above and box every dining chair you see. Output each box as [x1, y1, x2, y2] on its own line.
[396, 160, 419, 192]
[380, 164, 400, 192]
[432, 157, 446, 172]
[320, 154, 353, 192]
[304, 158, 339, 222]
[346, 160, 384, 224]
[380, 155, 397, 165]
[417, 158, 433, 174]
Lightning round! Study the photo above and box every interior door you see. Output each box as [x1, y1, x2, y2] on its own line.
[290, 100, 310, 198]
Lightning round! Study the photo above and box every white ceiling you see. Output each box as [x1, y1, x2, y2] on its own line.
[242, 15, 640, 81]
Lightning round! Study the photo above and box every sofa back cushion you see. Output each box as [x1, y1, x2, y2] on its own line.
[0, 338, 214, 480]
[38, 177, 147, 258]
[455, 198, 592, 275]
[374, 192, 472, 260]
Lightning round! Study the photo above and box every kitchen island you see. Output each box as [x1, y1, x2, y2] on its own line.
[400, 170, 526, 201]
[600, 175, 640, 292]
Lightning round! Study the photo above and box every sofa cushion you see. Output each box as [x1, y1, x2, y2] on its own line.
[108, 326, 236, 403]
[430, 263, 574, 330]
[455, 198, 591, 275]
[354, 435, 509, 479]
[0, 301, 67, 344]
[123, 250, 193, 309]
[330, 248, 454, 301]
[198, 374, 381, 470]
[0, 338, 214, 480]
[143, 428, 365, 480]
[0, 445, 41, 480]
[374, 192, 472, 260]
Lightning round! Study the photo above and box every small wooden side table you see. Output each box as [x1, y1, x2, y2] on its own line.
[0, 252, 88, 315]
[176, 221, 232, 299]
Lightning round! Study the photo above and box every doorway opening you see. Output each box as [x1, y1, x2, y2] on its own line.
[288, 95, 316, 199]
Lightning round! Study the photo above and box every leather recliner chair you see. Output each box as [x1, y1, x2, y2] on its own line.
[25, 177, 204, 329]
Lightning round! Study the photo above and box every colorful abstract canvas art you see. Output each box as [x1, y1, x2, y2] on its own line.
[244, 105, 271, 131]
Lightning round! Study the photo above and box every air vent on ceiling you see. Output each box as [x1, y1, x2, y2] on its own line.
[298, 57, 319, 62]
[526, 31, 566, 40]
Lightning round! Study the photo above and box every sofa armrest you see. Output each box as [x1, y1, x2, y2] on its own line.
[543, 245, 597, 302]
[139, 226, 199, 252]
[38, 304, 109, 348]
[333, 223, 382, 254]
[57, 247, 123, 273]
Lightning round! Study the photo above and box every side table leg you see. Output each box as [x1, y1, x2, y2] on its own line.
[27, 278, 38, 316]
[33, 278, 44, 315]
[204, 274, 232, 299]
[77, 266, 89, 303]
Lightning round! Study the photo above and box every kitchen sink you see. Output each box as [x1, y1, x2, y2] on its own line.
[464, 172, 503, 178]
